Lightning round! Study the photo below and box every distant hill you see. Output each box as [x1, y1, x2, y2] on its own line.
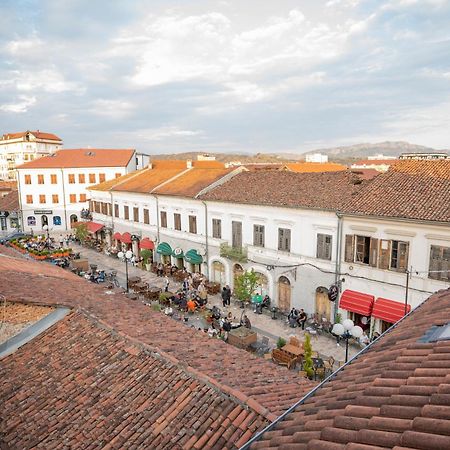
[301, 141, 438, 160]
[148, 141, 447, 164]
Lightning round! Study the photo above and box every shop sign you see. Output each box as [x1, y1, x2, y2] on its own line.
[0, 211, 9, 218]
[34, 209, 53, 215]
[328, 284, 339, 302]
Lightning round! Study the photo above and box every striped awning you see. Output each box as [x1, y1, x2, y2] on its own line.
[185, 249, 203, 265]
[156, 242, 172, 256]
[113, 232, 121, 240]
[139, 238, 154, 250]
[121, 232, 132, 244]
[339, 290, 375, 316]
[372, 297, 411, 324]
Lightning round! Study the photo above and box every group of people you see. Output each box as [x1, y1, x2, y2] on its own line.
[288, 307, 308, 330]
[220, 285, 232, 307]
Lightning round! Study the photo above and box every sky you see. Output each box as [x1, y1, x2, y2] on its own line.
[1, 0, 450, 154]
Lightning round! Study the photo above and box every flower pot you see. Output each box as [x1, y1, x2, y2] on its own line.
[145, 264, 151, 271]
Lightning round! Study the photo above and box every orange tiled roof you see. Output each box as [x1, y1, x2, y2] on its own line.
[0, 248, 314, 448]
[353, 158, 398, 165]
[251, 287, 450, 450]
[0, 180, 16, 191]
[0, 190, 19, 211]
[87, 169, 146, 192]
[2, 130, 62, 141]
[153, 166, 235, 197]
[283, 162, 347, 173]
[344, 161, 450, 222]
[16, 148, 135, 169]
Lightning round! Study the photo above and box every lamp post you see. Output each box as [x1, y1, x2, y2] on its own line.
[42, 225, 50, 249]
[332, 319, 363, 363]
[117, 250, 133, 292]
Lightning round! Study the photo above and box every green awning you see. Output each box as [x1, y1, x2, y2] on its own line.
[172, 247, 184, 258]
[185, 249, 203, 265]
[156, 242, 172, 256]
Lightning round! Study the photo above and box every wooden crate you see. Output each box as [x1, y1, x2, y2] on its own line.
[228, 327, 257, 349]
[70, 259, 89, 272]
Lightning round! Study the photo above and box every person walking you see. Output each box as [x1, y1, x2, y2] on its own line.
[225, 285, 232, 306]
[164, 275, 170, 292]
[221, 287, 228, 307]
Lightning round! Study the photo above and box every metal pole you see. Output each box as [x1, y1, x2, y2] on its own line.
[125, 257, 129, 292]
[404, 268, 410, 316]
[345, 335, 349, 363]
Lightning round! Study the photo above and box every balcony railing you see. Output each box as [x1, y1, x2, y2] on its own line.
[220, 243, 248, 263]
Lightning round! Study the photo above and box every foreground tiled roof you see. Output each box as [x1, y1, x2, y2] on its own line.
[0, 310, 267, 449]
[199, 170, 367, 211]
[1, 130, 62, 141]
[250, 287, 450, 449]
[0, 190, 19, 211]
[16, 148, 135, 169]
[284, 163, 347, 173]
[0, 249, 314, 448]
[344, 162, 450, 222]
[0, 181, 16, 192]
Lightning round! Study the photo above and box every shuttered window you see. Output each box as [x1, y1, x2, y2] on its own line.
[101, 202, 108, 215]
[160, 211, 167, 228]
[390, 240, 409, 272]
[143, 209, 149, 224]
[344, 235, 354, 262]
[278, 228, 291, 252]
[133, 207, 139, 222]
[232, 221, 242, 249]
[316, 233, 332, 260]
[114, 204, 119, 218]
[429, 245, 450, 281]
[253, 225, 265, 247]
[51, 174, 57, 184]
[212, 219, 221, 239]
[174, 213, 181, 231]
[107, 203, 112, 216]
[124, 205, 129, 220]
[189, 215, 197, 234]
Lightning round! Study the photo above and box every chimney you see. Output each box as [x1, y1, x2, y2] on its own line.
[148, 162, 153, 169]
[186, 159, 193, 169]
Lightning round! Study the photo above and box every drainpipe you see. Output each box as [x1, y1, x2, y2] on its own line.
[202, 200, 209, 279]
[60, 169, 68, 231]
[334, 211, 344, 322]
[16, 170, 24, 232]
[155, 194, 160, 262]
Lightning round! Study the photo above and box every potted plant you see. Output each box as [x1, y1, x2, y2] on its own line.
[140, 249, 153, 271]
[276, 337, 287, 349]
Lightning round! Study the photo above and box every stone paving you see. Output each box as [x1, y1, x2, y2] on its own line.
[71, 243, 359, 364]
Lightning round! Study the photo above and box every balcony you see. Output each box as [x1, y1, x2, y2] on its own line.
[220, 243, 248, 263]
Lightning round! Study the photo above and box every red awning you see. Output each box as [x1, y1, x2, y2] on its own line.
[121, 232, 132, 244]
[339, 290, 375, 316]
[113, 232, 121, 240]
[372, 297, 411, 324]
[139, 238, 154, 250]
[85, 221, 104, 234]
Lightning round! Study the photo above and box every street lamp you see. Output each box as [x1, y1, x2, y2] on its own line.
[332, 319, 363, 363]
[117, 250, 133, 292]
[42, 225, 50, 249]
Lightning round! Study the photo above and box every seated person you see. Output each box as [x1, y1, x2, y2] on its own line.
[164, 306, 173, 316]
[288, 308, 299, 327]
[207, 326, 218, 338]
[241, 315, 251, 329]
[297, 309, 308, 330]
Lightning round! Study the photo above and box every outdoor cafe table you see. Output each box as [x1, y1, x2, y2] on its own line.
[282, 344, 304, 359]
[128, 276, 141, 285]
[134, 282, 148, 292]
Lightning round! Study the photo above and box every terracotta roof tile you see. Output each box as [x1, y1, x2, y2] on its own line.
[16, 148, 135, 169]
[0, 190, 19, 211]
[249, 287, 450, 449]
[1, 130, 62, 141]
[200, 170, 367, 210]
[344, 160, 450, 222]
[284, 163, 347, 173]
[0, 249, 314, 448]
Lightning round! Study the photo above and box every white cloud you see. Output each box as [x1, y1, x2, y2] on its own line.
[11, 68, 82, 94]
[136, 126, 203, 141]
[91, 99, 135, 119]
[0, 95, 36, 113]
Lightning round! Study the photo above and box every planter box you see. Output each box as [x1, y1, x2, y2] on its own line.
[70, 259, 89, 272]
[228, 327, 257, 349]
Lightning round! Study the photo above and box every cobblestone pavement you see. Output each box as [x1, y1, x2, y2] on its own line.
[71, 243, 359, 365]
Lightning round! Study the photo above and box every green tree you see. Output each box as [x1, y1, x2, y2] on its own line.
[140, 249, 153, 265]
[234, 269, 260, 302]
[303, 334, 314, 379]
[75, 223, 88, 243]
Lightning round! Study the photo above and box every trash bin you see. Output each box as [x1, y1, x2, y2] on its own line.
[271, 307, 278, 320]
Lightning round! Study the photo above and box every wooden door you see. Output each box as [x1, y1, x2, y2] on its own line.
[212, 261, 225, 285]
[278, 276, 291, 312]
[315, 289, 331, 321]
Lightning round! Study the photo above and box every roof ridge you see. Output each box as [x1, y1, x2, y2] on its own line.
[150, 166, 192, 193]
[79, 307, 277, 422]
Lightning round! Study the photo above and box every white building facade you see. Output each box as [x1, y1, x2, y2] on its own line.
[0, 131, 63, 180]
[17, 149, 136, 232]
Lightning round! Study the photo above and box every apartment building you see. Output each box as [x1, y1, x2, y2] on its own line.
[17, 148, 136, 232]
[0, 130, 63, 180]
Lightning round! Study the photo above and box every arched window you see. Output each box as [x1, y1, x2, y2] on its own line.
[70, 214, 78, 224]
[27, 216, 36, 226]
[41, 215, 48, 227]
[53, 216, 62, 226]
[278, 276, 291, 312]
